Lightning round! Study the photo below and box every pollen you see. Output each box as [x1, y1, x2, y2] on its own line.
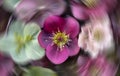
[14, 33, 33, 52]
[93, 29, 104, 42]
[53, 31, 69, 48]
[14, 33, 24, 52]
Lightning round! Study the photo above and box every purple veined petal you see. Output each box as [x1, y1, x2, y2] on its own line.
[70, 2, 88, 20]
[67, 38, 80, 56]
[64, 17, 80, 38]
[43, 16, 65, 33]
[15, 0, 39, 21]
[46, 44, 69, 64]
[38, 31, 53, 48]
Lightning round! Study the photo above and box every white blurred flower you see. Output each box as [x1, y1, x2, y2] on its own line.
[78, 15, 114, 58]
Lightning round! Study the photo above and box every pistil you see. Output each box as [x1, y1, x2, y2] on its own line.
[52, 31, 69, 49]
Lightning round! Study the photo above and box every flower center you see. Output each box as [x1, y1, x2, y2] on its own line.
[93, 29, 104, 42]
[15, 33, 33, 52]
[81, 0, 99, 8]
[53, 31, 69, 48]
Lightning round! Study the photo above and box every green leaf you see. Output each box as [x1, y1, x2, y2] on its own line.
[8, 20, 24, 36]
[24, 66, 58, 76]
[24, 23, 40, 37]
[3, 0, 20, 10]
[25, 40, 45, 60]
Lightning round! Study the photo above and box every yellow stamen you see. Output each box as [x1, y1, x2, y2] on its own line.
[53, 31, 69, 49]
[24, 35, 33, 43]
[14, 33, 33, 52]
[14, 33, 24, 52]
[93, 29, 104, 42]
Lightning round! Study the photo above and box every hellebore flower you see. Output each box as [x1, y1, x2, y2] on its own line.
[0, 20, 45, 64]
[70, 0, 117, 20]
[15, 0, 66, 27]
[78, 15, 114, 58]
[77, 55, 118, 76]
[38, 16, 80, 64]
[0, 53, 14, 76]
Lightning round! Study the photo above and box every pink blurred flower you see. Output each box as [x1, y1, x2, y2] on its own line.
[0, 0, 3, 6]
[77, 55, 117, 76]
[78, 15, 114, 58]
[15, 0, 66, 27]
[38, 16, 80, 64]
[0, 53, 14, 76]
[70, 0, 117, 20]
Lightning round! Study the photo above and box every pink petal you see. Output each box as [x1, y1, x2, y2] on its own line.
[33, 0, 66, 27]
[101, 63, 117, 76]
[44, 16, 65, 33]
[0, 0, 2, 6]
[70, 2, 88, 20]
[28, 0, 66, 27]
[64, 17, 80, 38]
[86, 4, 107, 18]
[103, 0, 117, 12]
[77, 56, 89, 67]
[34, 13, 52, 28]
[77, 56, 92, 74]
[38, 31, 53, 48]
[67, 38, 80, 56]
[0, 56, 14, 76]
[45, 0, 66, 15]
[15, 0, 39, 21]
[46, 44, 69, 64]
[35, 0, 66, 15]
